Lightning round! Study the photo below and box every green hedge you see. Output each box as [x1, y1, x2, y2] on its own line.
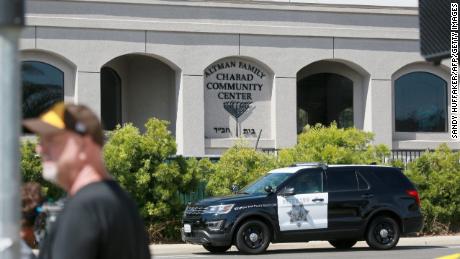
[103, 118, 204, 242]
[405, 144, 460, 234]
[206, 141, 277, 196]
[20, 120, 460, 240]
[21, 119, 205, 242]
[278, 123, 390, 166]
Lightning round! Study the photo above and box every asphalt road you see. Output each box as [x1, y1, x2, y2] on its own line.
[153, 246, 460, 259]
[152, 240, 460, 259]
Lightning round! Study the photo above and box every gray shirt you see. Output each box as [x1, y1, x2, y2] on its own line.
[38, 180, 150, 259]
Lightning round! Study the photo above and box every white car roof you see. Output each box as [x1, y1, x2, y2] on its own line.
[268, 164, 393, 174]
[268, 166, 311, 174]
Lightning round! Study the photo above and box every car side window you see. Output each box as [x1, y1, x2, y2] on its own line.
[286, 170, 323, 194]
[326, 168, 358, 192]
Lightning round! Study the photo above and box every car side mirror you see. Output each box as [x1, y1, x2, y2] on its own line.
[280, 187, 295, 196]
[264, 185, 273, 193]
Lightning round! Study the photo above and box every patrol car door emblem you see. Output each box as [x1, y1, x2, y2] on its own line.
[287, 204, 309, 227]
[277, 193, 328, 231]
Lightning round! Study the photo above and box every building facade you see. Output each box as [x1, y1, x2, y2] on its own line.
[20, 0, 457, 156]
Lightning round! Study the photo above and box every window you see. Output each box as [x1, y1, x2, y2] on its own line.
[242, 173, 292, 195]
[286, 169, 323, 194]
[395, 72, 447, 132]
[326, 168, 358, 192]
[373, 168, 413, 190]
[297, 73, 353, 133]
[22, 61, 64, 119]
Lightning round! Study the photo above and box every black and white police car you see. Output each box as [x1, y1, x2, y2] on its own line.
[182, 163, 423, 254]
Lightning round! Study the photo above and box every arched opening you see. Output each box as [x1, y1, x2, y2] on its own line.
[21, 61, 64, 119]
[101, 67, 122, 130]
[297, 73, 353, 132]
[296, 60, 366, 133]
[20, 49, 76, 122]
[101, 53, 178, 134]
[394, 72, 447, 132]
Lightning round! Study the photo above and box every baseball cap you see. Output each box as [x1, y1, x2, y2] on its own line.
[23, 102, 104, 146]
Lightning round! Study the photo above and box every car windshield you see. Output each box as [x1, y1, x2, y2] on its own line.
[240, 173, 292, 195]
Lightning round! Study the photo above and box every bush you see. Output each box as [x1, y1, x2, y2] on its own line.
[103, 118, 203, 241]
[405, 144, 460, 234]
[206, 141, 277, 196]
[278, 123, 390, 166]
[20, 140, 64, 200]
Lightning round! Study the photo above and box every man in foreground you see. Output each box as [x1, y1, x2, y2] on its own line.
[23, 102, 150, 259]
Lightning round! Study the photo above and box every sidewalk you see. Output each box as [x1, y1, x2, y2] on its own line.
[150, 235, 460, 255]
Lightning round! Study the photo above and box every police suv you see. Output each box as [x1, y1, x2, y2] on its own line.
[182, 163, 423, 254]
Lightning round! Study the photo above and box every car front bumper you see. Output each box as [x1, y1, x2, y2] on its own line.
[181, 227, 232, 246]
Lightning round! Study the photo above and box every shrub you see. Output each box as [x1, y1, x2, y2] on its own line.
[206, 141, 277, 196]
[103, 118, 203, 241]
[278, 123, 390, 166]
[405, 144, 460, 234]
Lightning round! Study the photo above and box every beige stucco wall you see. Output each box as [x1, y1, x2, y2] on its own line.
[20, 0, 458, 155]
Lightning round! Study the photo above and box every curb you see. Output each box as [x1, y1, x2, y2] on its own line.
[150, 235, 460, 255]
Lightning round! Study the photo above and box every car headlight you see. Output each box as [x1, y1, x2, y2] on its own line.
[204, 204, 234, 214]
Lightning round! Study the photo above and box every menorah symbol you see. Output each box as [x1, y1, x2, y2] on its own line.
[223, 101, 252, 136]
[223, 101, 252, 119]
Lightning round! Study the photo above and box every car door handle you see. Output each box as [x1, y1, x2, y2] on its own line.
[361, 194, 374, 199]
[312, 198, 324, 202]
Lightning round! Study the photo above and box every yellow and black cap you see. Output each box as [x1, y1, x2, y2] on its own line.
[23, 102, 104, 146]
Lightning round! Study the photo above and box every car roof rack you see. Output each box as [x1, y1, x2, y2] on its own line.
[289, 162, 328, 169]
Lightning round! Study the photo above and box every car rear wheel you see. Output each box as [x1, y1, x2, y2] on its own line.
[202, 244, 231, 253]
[366, 216, 400, 250]
[235, 220, 271, 254]
[328, 239, 357, 249]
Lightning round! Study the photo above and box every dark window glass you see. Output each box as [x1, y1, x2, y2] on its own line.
[373, 168, 414, 190]
[395, 72, 447, 132]
[242, 173, 292, 195]
[22, 61, 64, 119]
[326, 168, 358, 192]
[297, 73, 353, 133]
[101, 67, 122, 130]
[286, 169, 323, 194]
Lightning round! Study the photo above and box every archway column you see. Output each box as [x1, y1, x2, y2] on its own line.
[274, 77, 297, 148]
[77, 71, 101, 118]
[370, 79, 392, 146]
[177, 74, 205, 156]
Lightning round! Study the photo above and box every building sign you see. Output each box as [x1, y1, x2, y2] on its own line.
[204, 58, 272, 139]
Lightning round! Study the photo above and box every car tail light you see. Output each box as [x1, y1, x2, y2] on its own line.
[406, 190, 421, 207]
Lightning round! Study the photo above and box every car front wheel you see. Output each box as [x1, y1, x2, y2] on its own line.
[235, 220, 271, 254]
[366, 216, 400, 250]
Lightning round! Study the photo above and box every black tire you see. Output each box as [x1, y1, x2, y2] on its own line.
[366, 216, 400, 250]
[235, 220, 271, 254]
[328, 239, 357, 249]
[202, 244, 231, 253]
